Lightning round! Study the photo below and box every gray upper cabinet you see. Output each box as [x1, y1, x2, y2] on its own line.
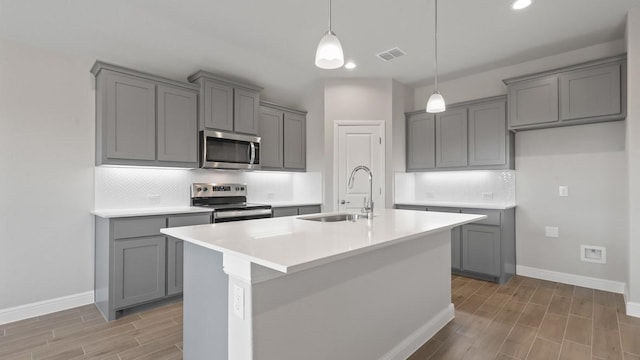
[259, 106, 284, 169]
[406, 112, 436, 171]
[104, 73, 156, 161]
[157, 85, 198, 163]
[507, 76, 559, 128]
[468, 99, 507, 166]
[436, 108, 468, 168]
[202, 80, 234, 132]
[505, 56, 626, 131]
[259, 101, 307, 171]
[92, 62, 200, 168]
[405, 95, 513, 172]
[283, 111, 306, 170]
[559, 63, 621, 121]
[188, 71, 263, 135]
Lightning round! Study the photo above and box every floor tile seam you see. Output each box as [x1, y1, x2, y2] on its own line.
[423, 338, 444, 360]
[590, 296, 595, 360]
[495, 291, 534, 359]
[44, 322, 138, 350]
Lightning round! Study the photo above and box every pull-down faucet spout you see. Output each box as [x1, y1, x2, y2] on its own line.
[347, 165, 373, 219]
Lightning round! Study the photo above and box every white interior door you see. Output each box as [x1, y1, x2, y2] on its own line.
[336, 123, 384, 213]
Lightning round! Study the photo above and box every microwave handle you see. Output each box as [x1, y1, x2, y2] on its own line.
[250, 142, 256, 165]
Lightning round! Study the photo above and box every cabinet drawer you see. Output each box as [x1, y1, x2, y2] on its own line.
[298, 205, 321, 215]
[167, 213, 211, 227]
[273, 207, 299, 217]
[461, 209, 501, 226]
[396, 205, 427, 211]
[113, 217, 166, 239]
[427, 207, 461, 213]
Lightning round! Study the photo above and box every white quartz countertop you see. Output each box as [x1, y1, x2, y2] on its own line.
[396, 201, 517, 210]
[92, 206, 213, 218]
[161, 209, 486, 274]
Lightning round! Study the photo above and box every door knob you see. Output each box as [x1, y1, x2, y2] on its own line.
[340, 200, 350, 204]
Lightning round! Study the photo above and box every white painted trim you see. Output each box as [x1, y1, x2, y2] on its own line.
[379, 303, 455, 360]
[0, 291, 94, 326]
[516, 265, 625, 294]
[332, 120, 387, 212]
[627, 301, 640, 318]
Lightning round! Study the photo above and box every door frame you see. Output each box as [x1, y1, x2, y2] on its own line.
[332, 120, 386, 212]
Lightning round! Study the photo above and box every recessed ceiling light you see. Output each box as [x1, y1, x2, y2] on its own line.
[344, 62, 357, 69]
[512, 0, 532, 10]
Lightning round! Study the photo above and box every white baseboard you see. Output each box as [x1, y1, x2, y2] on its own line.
[379, 303, 455, 360]
[516, 265, 626, 294]
[627, 301, 640, 318]
[0, 291, 94, 326]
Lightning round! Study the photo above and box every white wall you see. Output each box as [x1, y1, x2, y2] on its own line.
[0, 39, 95, 309]
[516, 122, 627, 282]
[411, 39, 628, 284]
[626, 8, 640, 308]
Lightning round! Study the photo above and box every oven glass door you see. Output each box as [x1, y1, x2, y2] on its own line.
[204, 136, 260, 169]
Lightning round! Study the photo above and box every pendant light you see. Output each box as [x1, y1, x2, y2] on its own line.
[426, 0, 446, 113]
[315, 0, 344, 69]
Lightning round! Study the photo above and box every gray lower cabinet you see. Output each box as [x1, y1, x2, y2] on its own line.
[395, 204, 515, 283]
[273, 205, 321, 217]
[406, 112, 436, 171]
[188, 71, 263, 135]
[113, 236, 166, 309]
[406, 95, 513, 172]
[259, 101, 307, 171]
[95, 212, 212, 321]
[92, 62, 200, 167]
[505, 56, 626, 131]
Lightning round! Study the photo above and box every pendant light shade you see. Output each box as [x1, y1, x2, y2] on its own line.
[315, 0, 344, 69]
[427, 91, 446, 113]
[315, 30, 344, 69]
[426, 0, 446, 113]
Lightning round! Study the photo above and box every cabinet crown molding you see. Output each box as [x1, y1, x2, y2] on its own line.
[405, 95, 507, 116]
[90, 61, 199, 91]
[260, 100, 307, 115]
[187, 70, 263, 92]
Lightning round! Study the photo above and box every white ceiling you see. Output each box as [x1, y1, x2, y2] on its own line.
[1, 0, 638, 106]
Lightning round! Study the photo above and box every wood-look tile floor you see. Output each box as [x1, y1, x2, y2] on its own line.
[1, 275, 639, 360]
[410, 275, 640, 360]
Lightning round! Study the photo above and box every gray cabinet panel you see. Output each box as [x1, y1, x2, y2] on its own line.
[297, 205, 321, 215]
[461, 225, 501, 277]
[451, 227, 461, 271]
[559, 63, 621, 121]
[113, 236, 166, 309]
[460, 208, 501, 226]
[166, 237, 184, 296]
[395, 205, 428, 211]
[427, 207, 461, 213]
[113, 217, 166, 240]
[234, 88, 260, 135]
[406, 113, 436, 171]
[157, 85, 198, 163]
[105, 73, 156, 161]
[259, 107, 284, 169]
[469, 100, 507, 166]
[283, 112, 306, 170]
[508, 76, 559, 128]
[203, 80, 234, 132]
[436, 108, 468, 168]
[273, 207, 299, 217]
[167, 213, 212, 227]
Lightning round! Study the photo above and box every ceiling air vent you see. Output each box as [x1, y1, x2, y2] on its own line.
[376, 47, 406, 62]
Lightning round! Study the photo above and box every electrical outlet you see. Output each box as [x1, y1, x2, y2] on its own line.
[559, 186, 569, 197]
[482, 192, 494, 200]
[425, 192, 435, 199]
[233, 285, 244, 319]
[147, 194, 161, 203]
[545, 226, 559, 238]
[580, 245, 606, 264]
[267, 193, 275, 200]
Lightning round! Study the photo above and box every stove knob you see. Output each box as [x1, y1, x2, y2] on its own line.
[202, 187, 208, 192]
[196, 187, 202, 192]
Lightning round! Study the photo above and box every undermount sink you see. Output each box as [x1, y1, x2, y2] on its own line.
[298, 213, 367, 222]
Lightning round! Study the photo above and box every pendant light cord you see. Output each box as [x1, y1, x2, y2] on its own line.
[434, 0, 438, 91]
[329, 0, 332, 31]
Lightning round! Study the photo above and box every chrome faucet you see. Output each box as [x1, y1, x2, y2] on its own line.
[347, 165, 373, 219]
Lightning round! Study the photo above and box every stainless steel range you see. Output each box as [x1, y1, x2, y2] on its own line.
[191, 183, 272, 223]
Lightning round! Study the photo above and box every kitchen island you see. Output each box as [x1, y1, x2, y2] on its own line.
[161, 209, 485, 360]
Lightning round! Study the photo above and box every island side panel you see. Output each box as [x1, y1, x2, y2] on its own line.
[249, 231, 453, 360]
[183, 242, 228, 360]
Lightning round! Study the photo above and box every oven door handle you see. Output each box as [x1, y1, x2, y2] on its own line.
[213, 208, 272, 220]
[250, 142, 256, 165]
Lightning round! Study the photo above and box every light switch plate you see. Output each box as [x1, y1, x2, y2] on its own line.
[545, 226, 559, 238]
[233, 285, 244, 319]
[482, 192, 494, 200]
[559, 186, 569, 197]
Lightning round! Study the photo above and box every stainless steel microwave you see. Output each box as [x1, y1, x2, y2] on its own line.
[200, 130, 261, 170]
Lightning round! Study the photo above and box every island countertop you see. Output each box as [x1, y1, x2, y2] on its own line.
[161, 209, 485, 274]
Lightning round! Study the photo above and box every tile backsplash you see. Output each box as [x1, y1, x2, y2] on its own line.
[95, 167, 322, 210]
[394, 170, 516, 205]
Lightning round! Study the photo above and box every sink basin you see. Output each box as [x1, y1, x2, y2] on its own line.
[298, 213, 367, 222]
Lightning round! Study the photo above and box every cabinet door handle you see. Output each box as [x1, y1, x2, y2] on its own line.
[340, 200, 350, 204]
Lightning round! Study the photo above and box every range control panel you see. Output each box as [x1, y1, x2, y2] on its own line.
[191, 183, 247, 198]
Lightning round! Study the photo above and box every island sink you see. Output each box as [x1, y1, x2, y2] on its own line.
[298, 213, 367, 222]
